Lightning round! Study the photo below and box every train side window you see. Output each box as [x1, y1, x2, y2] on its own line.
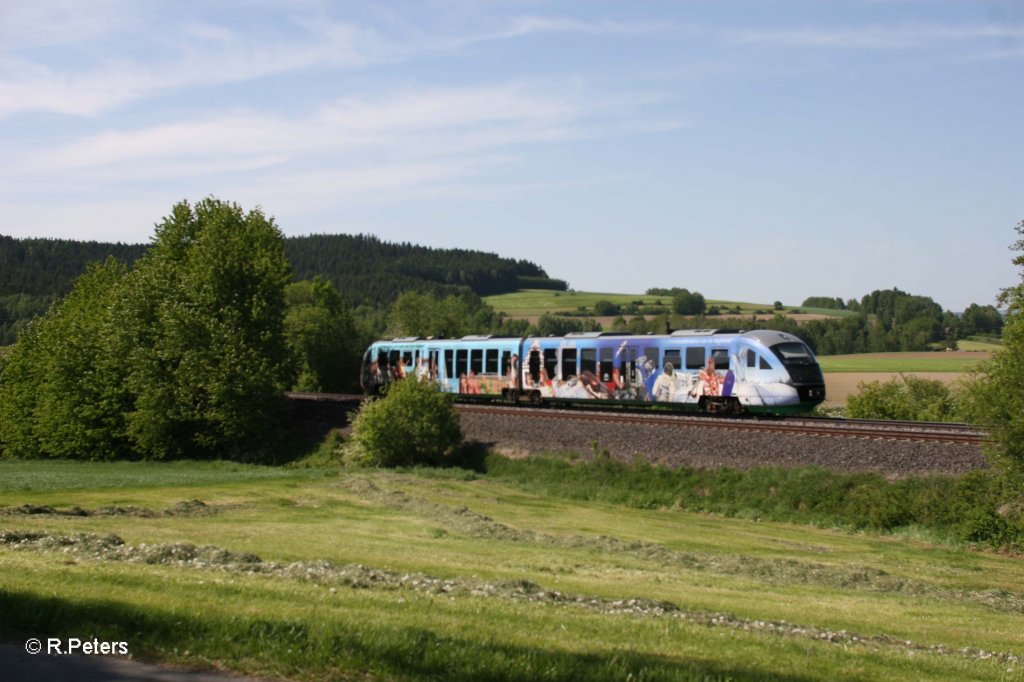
[746, 350, 757, 368]
[485, 349, 499, 374]
[599, 347, 614, 380]
[685, 347, 705, 370]
[643, 347, 659, 371]
[581, 348, 597, 375]
[664, 349, 681, 371]
[443, 351, 453, 378]
[711, 348, 729, 369]
[760, 355, 772, 370]
[619, 347, 637, 387]
[500, 351, 512, 376]
[561, 348, 577, 379]
[456, 349, 467, 376]
[470, 349, 483, 374]
[543, 349, 557, 380]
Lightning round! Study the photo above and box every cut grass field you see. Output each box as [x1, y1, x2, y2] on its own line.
[2, 459, 1022, 681]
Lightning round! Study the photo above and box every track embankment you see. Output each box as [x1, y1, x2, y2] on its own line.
[285, 394, 988, 477]
[454, 406, 987, 477]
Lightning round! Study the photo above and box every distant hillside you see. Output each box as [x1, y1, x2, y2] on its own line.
[0, 233, 565, 343]
[285, 234, 566, 308]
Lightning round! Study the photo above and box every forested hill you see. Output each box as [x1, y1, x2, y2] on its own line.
[285, 234, 566, 307]
[0, 235, 147, 296]
[0, 232, 565, 343]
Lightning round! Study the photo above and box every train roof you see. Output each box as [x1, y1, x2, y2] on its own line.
[372, 329, 812, 347]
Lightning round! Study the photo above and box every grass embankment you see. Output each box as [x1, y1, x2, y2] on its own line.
[2, 459, 1022, 681]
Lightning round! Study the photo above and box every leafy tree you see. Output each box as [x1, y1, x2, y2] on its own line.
[118, 198, 292, 460]
[671, 289, 706, 316]
[593, 300, 620, 316]
[285, 277, 360, 392]
[960, 220, 1024, 473]
[961, 303, 1004, 337]
[344, 378, 462, 467]
[534, 314, 601, 336]
[0, 259, 131, 459]
[801, 296, 846, 310]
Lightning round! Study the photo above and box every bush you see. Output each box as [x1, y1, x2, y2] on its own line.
[345, 379, 462, 467]
[846, 375, 957, 421]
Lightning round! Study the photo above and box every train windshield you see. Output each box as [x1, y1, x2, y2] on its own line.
[770, 342, 816, 365]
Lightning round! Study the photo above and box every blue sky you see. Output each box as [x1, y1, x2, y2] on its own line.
[1, 1, 1021, 311]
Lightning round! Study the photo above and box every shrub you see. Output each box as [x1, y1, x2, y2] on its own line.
[846, 374, 957, 421]
[345, 379, 462, 467]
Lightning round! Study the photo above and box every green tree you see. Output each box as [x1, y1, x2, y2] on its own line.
[672, 289, 706, 316]
[345, 378, 462, 467]
[285, 277, 359, 392]
[960, 220, 1024, 473]
[961, 303, 1004, 337]
[593, 300, 620, 316]
[118, 198, 292, 459]
[0, 259, 131, 459]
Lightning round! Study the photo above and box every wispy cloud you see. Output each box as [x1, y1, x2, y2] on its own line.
[725, 22, 1024, 50]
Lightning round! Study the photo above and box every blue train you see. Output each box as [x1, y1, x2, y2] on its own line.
[361, 329, 826, 414]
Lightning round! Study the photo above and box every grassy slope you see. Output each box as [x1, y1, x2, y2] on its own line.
[484, 290, 814, 317]
[1, 460, 1021, 680]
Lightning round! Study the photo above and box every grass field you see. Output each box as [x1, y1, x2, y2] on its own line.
[483, 289, 850, 318]
[817, 352, 991, 373]
[2, 459, 1022, 680]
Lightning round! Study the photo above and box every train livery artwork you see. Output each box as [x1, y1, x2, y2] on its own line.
[361, 329, 826, 414]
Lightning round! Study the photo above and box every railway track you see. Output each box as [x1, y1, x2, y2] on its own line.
[452, 404, 986, 445]
[286, 393, 986, 445]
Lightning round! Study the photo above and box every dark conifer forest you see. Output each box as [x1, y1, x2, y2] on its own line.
[0, 233, 566, 343]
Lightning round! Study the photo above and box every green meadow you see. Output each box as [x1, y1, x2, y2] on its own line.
[484, 290, 789, 317]
[817, 353, 991, 373]
[2, 459, 1021, 681]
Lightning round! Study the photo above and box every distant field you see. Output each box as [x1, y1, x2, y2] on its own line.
[818, 351, 991, 373]
[485, 289, 851, 319]
[957, 339, 1003, 352]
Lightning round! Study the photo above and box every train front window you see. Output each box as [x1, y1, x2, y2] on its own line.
[771, 342, 815, 365]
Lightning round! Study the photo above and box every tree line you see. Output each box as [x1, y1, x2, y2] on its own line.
[0, 232, 564, 344]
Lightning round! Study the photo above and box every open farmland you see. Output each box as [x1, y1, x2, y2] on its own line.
[819, 352, 992, 408]
[2, 460, 1022, 681]
[484, 289, 853, 320]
